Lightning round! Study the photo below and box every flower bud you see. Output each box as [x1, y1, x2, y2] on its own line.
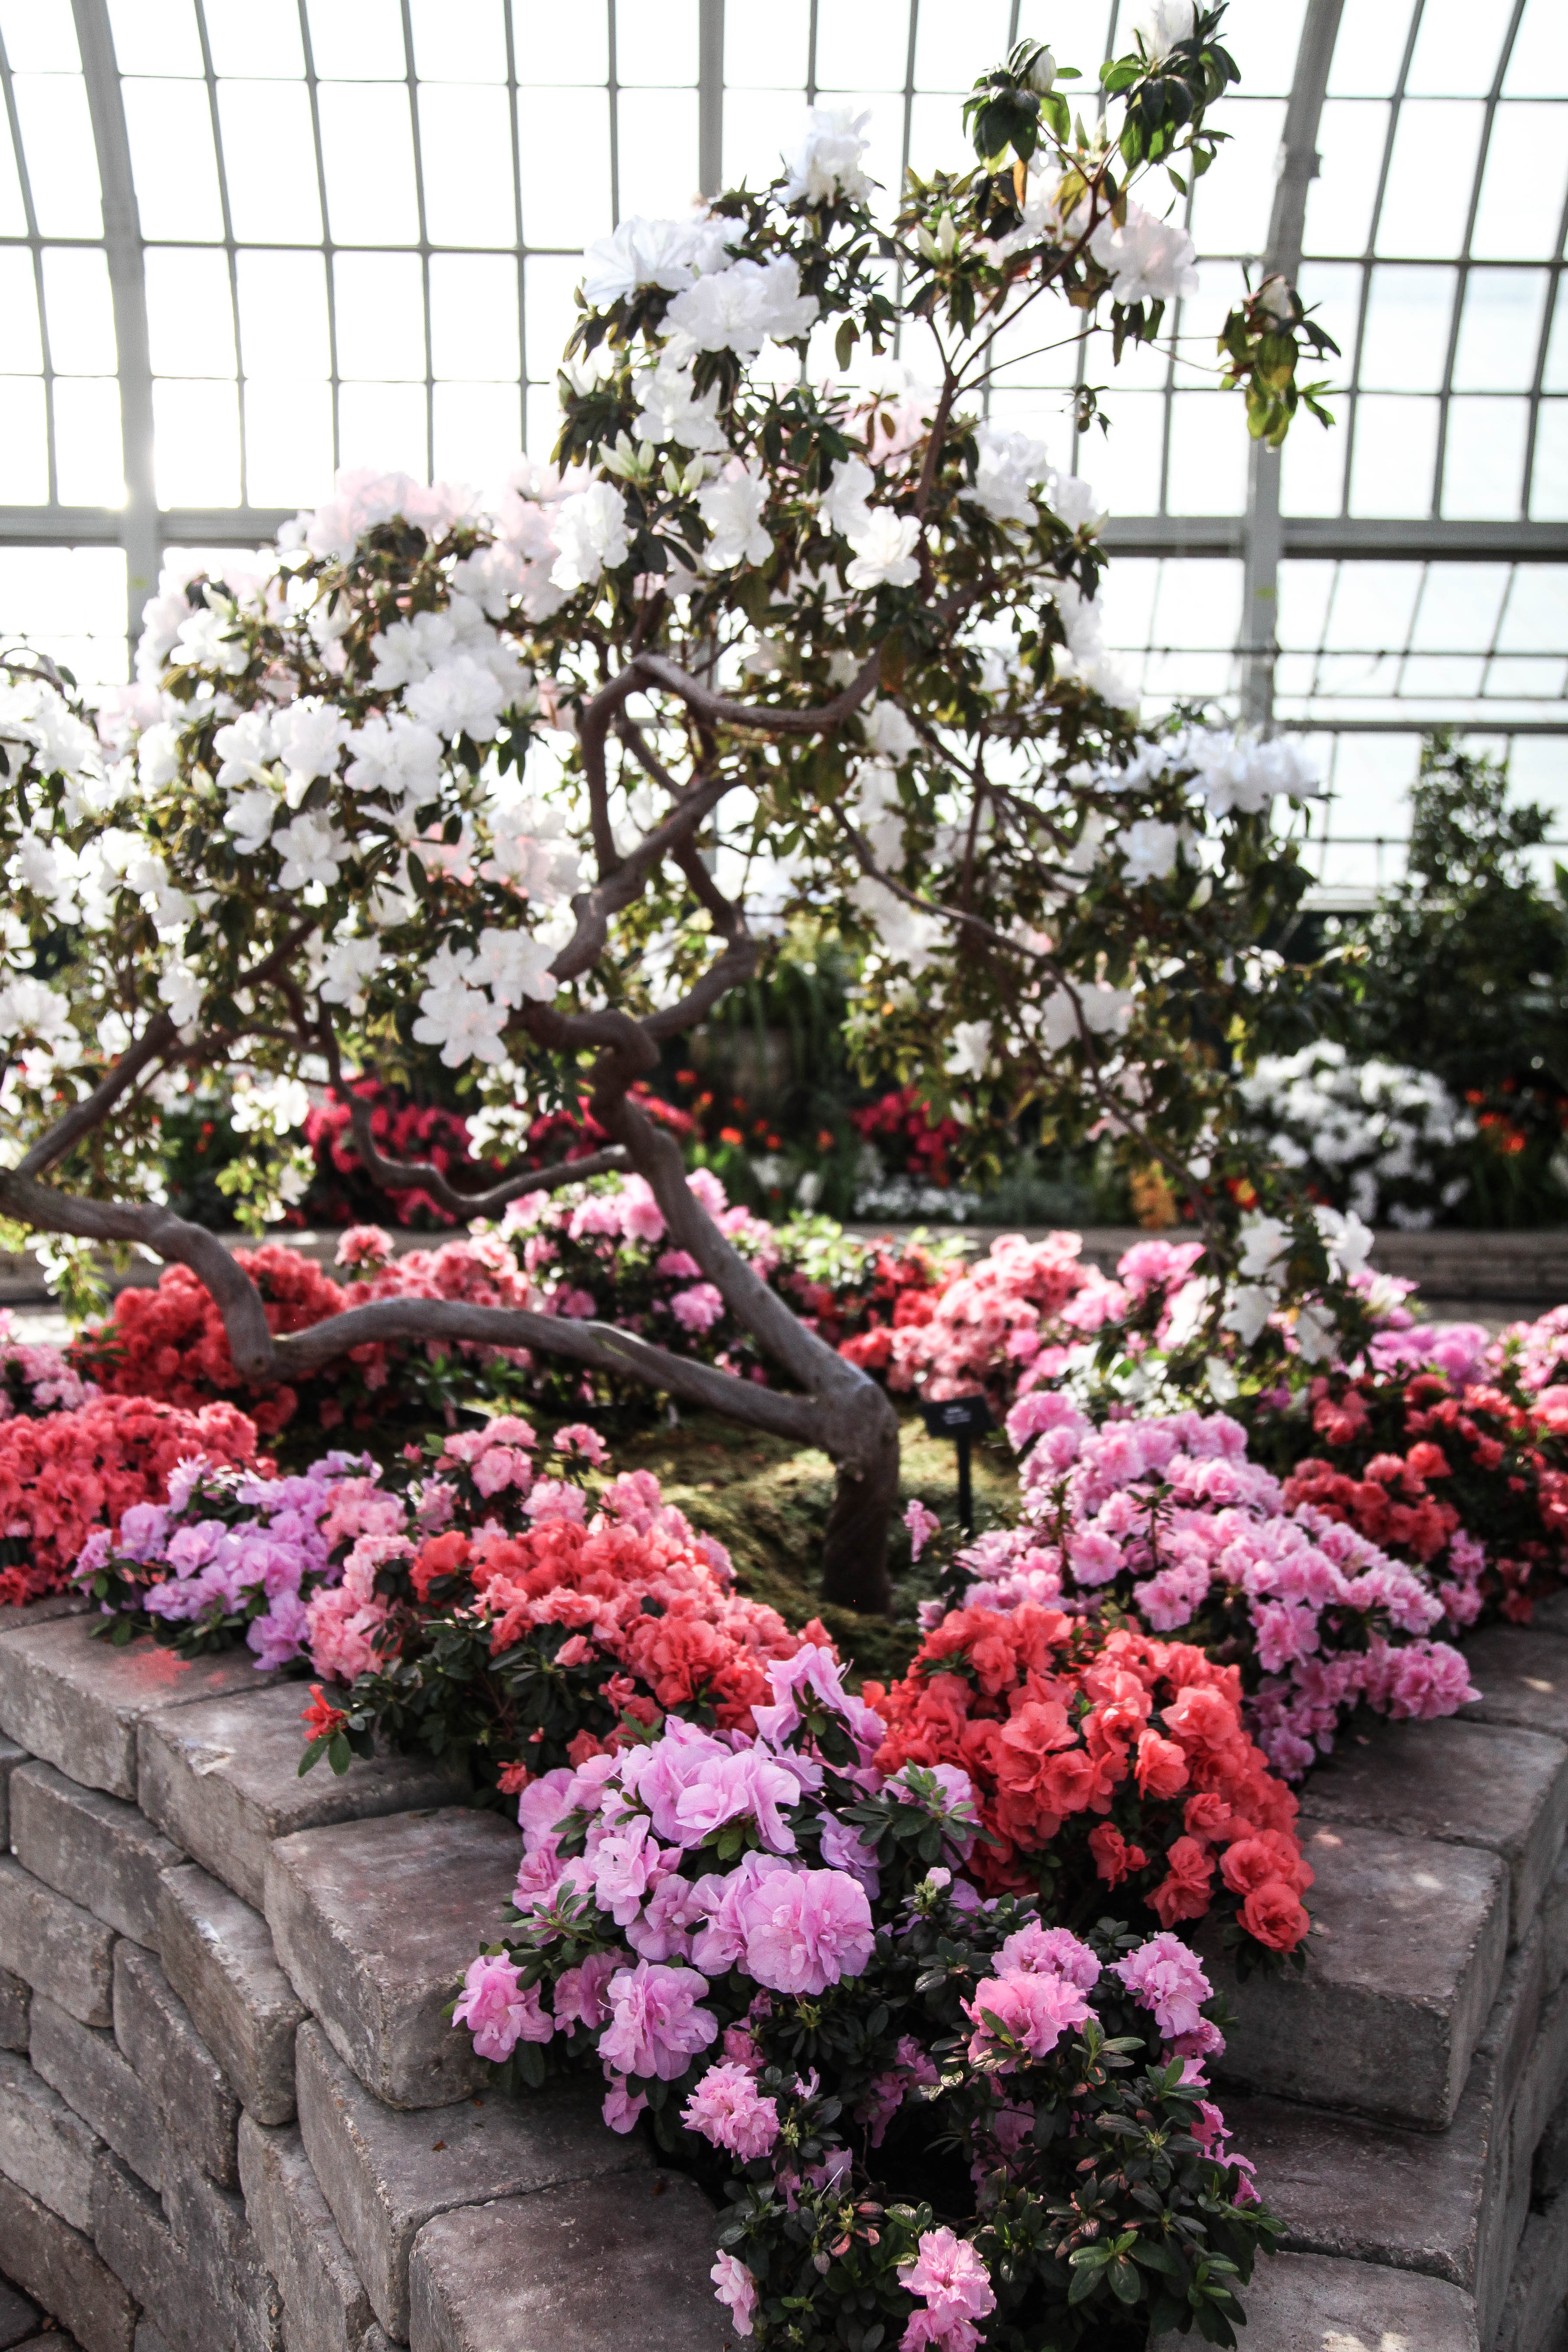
[1028, 47, 1057, 95]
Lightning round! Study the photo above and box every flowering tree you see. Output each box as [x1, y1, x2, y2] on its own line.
[0, 5, 1335, 1614]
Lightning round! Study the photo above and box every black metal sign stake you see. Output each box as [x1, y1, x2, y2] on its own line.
[919, 1394, 995, 1537]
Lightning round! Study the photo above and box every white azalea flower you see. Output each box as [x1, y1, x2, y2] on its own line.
[1134, 0, 1197, 59]
[779, 106, 874, 207]
[319, 934, 382, 1015]
[632, 356, 726, 454]
[845, 511, 922, 591]
[404, 655, 509, 743]
[697, 462, 774, 570]
[471, 927, 559, 1007]
[0, 974, 76, 1052]
[213, 710, 278, 792]
[863, 700, 921, 762]
[158, 959, 204, 1038]
[1118, 819, 1180, 883]
[1236, 1212, 1291, 1281]
[344, 713, 444, 803]
[274, 699, 350, 797]
[665, 258, 819, 358]
[1088, 202, 1198, 306]
[964, 424, 1051, 527]
[272, 812, 347, 891]
[819, 455, 875, 539]
[550, 481, 632, 593]
[224, 787, 278, 855]
[944, 1020, 993, 1081]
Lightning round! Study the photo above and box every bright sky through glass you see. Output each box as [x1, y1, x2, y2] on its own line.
[0, 0, 1565, 887]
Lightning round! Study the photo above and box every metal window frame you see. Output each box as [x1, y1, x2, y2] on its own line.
[0, 0, 1552, 779]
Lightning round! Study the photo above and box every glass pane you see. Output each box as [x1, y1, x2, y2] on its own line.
[53, 378, 124, 503]
[617, 0, 698, 83]
[0, 547, 127, 686]
[1324, 560, 1423, 648]
[409, 0, 508, 80]
[1348, 395, 1440, 513]
[0, 104, 24, 237]
[1442, 396, 1530, 517]
[1165, 392, 1249, 514]
[338, 379, 427, 476]
[1504, 1, 1568, 98]
[1471, 105, 1568, 261]
[430, 253, 518, 378]
[922, 87, 992, 177]
[1451, 269, 1550, 392]
[1376, 101, 1485, 258]
[1409, 564, 1509, 650]
[913, 0, 1012, 90]
[813, 1, 906, 93]
[1152, 558, 1243, 650]
[108, 0, 201, 74]
[244, 380, 334, 505]
[304, 0, 406, 78]
[1189, 98, 1286, 255]
[154, 378, 242, 505]
[0, 0, 79, 72]
[617, 89, 702, 217]
[1279, 404, 1347, 514]
[123, 80, 224, 241]
[41, 247, 117, 373]
[317, 83, 420, 244]
[217, 82, 322, 243]
[984, 387, 1077, 472]
[202, 0, 304, 79]
[523, 253, 582, 379]
[726, 89, 808, 189]
[236, 250, 331, 379]
[1405, 0, 1516, 95]
[0, 377, 48, 501]
[1085, 389, 1164, 515]
[1497, 567, 1568, 651]
[1485, 655, 1566, 697]
[0, 248, 40, 370]
[1303, 101, 1388, 257]
[1327, 0, 1417, 98]
[517, 86, 611, 244]
[433, 380, 521, 486]
[335, 250, 426, 378]
[145, 247, 236, 375]
[1359, 264, 1455, 391]
[507, 0, 607, 83]
[1532, 401, 1568, 517]
[418, 83, 516, 246]
[11, 75, 102, 237]
[1277, 560, 1336, 651]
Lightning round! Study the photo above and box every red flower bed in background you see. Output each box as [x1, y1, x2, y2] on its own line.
[0, 1395, 262, 1601]
[865, 1605, 1312, 1955]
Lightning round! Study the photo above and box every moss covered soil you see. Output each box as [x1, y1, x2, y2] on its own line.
[612, 1405, 1019, 1684]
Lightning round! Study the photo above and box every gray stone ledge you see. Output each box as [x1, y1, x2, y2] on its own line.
[1498, 2188, 1568, 2352]
[0, 1856, 116, 2029]
[161, 2148, 285, 2352]
[31, 1995, 163, 2197]
[1466, 1627, 1568, 1745]
[1157, 2247, 1480, 2352]
[407, 2173, 730, 2352]
[265, 1809, 518, 2111]
[1299, 1716, 1568, 1947]
[238, 2114, 375, 2352]
[157, 1864, 303, 2128]
[296, 2021, 644, 2343]
[1, 2164, 136, 2352]
[137, 1683, 469, 1913]
[1213, 1816, 1508, 2130]
[112, 1942, 239, 2190]
[10, 1762, 182, 1949]
[0, 1618, 269, 1803]
[0, 1963, 31, 2052]
[0, 2046, 103, 2232]
[0, 1733, 25, 1846]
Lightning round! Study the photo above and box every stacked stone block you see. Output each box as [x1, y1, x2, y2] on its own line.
[3, 1596, 1568, 2349]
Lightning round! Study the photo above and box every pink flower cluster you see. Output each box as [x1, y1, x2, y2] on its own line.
[0, 1310, 98, 1421]
[949, 1395, 1479, 1777]
[897, 2228, 997, 2352]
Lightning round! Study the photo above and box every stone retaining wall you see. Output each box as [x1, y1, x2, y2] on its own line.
[2, 1599, 1568, 2352]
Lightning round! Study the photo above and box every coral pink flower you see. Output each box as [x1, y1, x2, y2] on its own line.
[963, 1969, 1090, 2066]
[736, 1868, 874, 1996]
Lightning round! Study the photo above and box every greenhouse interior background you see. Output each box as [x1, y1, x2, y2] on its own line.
[0, 0, 1564, 908]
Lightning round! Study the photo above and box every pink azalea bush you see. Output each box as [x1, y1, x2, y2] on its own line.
[941, 1397, 1480, 1779]
[452, 1641, 1276, 2350]
[0, 1309, 99, 1420]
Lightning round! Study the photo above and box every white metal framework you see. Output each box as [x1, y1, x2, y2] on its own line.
[0, 0, 1564, 893]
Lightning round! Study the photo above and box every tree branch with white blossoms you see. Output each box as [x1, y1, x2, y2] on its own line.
[0, 3, 1344, 1612]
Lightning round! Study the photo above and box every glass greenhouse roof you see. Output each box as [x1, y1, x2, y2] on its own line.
[0, 0, 1566, 894]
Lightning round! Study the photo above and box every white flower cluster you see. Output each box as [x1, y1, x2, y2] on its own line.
[1111, 727, 1322, 816]
[1237, 1043, 1475, 1230]
[1218, 1202, 1373, 1362]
